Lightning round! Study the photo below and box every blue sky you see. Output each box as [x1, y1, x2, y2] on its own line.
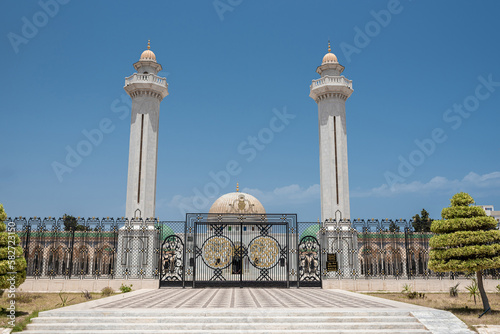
[1, 0, 499, 222]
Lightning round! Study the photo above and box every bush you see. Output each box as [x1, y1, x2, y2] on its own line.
[81, 290, 92, 300]
[449, 283, 460, 297]
[465, 278, 479, 305]
[119, 284, 133, 293]
[407, 291, 425, 299]
[0, 204, 27, 290]
[401, 284, 412, 295]
[101, 286, 114, 296]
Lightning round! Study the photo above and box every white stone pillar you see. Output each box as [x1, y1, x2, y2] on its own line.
[124, 42, 168, 220]
[310, 43, 353, 222]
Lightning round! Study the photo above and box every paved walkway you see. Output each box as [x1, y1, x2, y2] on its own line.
[90, 288, 396, 309]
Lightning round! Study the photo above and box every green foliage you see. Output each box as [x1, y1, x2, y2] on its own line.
[388, 221, 400, 232]
[401, 284, 412, 295]
[431, 216, 497, 234]
[63, 214, 87, 231]
[101, 286, 114, 296]
[56, 291, 76, 307]
[496, 284, 500, 293]
[465, 278, 479, 305]
[431, 244, 500, 261]
[0, 204, 6, 223]
[0, 204, 27, 289]
[119, 283, 133, 293]
[412, 209, 432, 232]
[401, 284, 425, 299]
[441, 206, 486, 220]
[450, 192, 474, 207]
[407, 291, 426, 299]
[11, 310, 39, 332]
[429, 193, 500, 273]
[430, 230, 500, 248]
[449, 283, 460, 297]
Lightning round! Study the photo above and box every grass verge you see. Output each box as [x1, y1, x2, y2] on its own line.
[366, 291, 500, 330]
[1, 291, 115, 331]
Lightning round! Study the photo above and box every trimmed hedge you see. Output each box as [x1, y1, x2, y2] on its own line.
[428, 255, 500, 272]
[0, 204, 27, 289]
[441, 206, 486, 220]
[0, 232, 20, 247]
[431, 216, 498, 234]
[429, 230, 500, 248]
[428, 192, 500, 273]
[430, 244, 500, 261]
[0, 245, 23, 260]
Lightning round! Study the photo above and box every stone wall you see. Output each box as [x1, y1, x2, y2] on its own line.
[322, 278, 500, 292]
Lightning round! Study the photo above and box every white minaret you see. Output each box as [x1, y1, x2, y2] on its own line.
[124, 41, 168, 220]
[310, 42, 353, 222]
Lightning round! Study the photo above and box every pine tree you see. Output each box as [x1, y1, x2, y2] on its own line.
[412, 209, 432, 232]
[429, 192, 500, 313]
[0, 204, 27, 291]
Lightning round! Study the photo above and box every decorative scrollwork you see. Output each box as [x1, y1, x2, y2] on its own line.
[298, 236, 320, 282]
[161, 235, 184, 281]
[248, 236, 280, 269]
[201, 236, 233, 269]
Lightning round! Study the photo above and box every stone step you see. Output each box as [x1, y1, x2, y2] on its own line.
[37, 310, 412, 318]
[23, 308, 432, 334]
[22, 331, 431, 334]
[26, 322, 427, 331]
[31, 315, 420, 324]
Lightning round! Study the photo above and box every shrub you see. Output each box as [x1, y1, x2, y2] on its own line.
[449, 283, 460, 297]
[81, 290, 92, 300]
[465, 278, 479, 305]
[101, 286, 114, 296]
[56, 291, 76, 307]
[0, 204, 27, 290]
[119, 284, 133, 293]
[401, 284, 412, 295]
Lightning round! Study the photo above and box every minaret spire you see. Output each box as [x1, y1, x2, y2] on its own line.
[236, 183, 239, 192]
[124, 45, 169, 219]
[310, 42, 353, 222]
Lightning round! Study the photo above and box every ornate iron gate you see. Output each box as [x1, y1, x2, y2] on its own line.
[159, 235, 185, 287]
[157, 214, 321, 288]
[193, 221, 289, 287]
[298, 236, 322, 287]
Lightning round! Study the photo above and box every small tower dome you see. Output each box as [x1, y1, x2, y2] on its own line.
[140, 40, 156, 62]
[322, 41, 338, 64]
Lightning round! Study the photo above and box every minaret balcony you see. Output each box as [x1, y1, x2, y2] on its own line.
[309, 75, 353, 101]
[124, 73, 169, 98]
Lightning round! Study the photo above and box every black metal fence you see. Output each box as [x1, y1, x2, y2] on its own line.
[6, 216, 500, 281]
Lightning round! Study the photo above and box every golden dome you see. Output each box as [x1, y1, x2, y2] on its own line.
[140, 40, 156, 62]
[322, 41, 338, 64]
[209, 191, 266, 214]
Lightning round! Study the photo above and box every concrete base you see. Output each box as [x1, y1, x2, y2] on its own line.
[18, 278, 158, 293]
[322, 278, 500, 292]
[17, 278, 500, 293]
